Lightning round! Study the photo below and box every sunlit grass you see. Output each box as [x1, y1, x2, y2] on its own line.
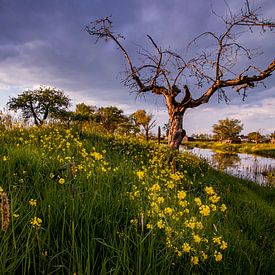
[0, 125, 275, 274]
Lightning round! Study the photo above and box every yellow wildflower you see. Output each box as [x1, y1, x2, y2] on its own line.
[30, 217, 42, 228]
[130, 219, 138, 226]
[194, 197, 202, 206]
[136, 171, 145, 180]
[157, 220, 165, 229]
[214, 251, 223, 262]
[182, 243, 191, 253]
[3, 156, 8, 161]
[58, 178, 65, 185]
[166, 181, 175, 189]
[220, 204, 227, 212]
[164, 207, 174, 216]
[210, 204, 217, 211]
[205, 186, 215, 196]
[170, 173, 181, 181]
[176, 250, 182, 257]
[199, 205, 211, 216]
[156, 196, 165, 204]
[213, 236, 222, 245]
[177, 190, 187, 200]
[28, 199, 37, 206]
[150, 184, 161, 192]
[209, 195, 220, 203]
[191, 256, 199, 265]
[193, 234, 201, 243]
[185, 220, 196, 229]
[179, 200, 188, 207]
[146, 223, 153, 229]
[201, 251, 208, 260]
[90, 152, 103, 160]
[158, 211, 165, 218]
[196, 221, 204, 229]
[220, 241, 228, 250]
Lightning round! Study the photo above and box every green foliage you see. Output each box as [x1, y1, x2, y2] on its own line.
[96, 106, 128, 133]
[131, 109, 156, 140]
[212, 118, 243, 141]
[7, 87, 71, 126]
[247, 131, 263, 143]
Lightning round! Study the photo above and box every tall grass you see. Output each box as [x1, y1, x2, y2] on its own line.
[0, 126, 275, 274]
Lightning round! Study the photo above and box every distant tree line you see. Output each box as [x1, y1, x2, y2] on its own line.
[190, 118, 274, 144]
[4, 87, 274, 144]
[6, 87, 156, 140]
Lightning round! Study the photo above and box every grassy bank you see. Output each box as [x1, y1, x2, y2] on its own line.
[186, 141, 275, 158]
[0, 126, 275, 274]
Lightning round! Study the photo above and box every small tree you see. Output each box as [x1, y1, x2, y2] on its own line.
[212, 118, 243, 141]
[163, 122, 170, 138]
[7, 87, 71, 126]
[247, 131, 263, 144]
[131, 109, 156, 141]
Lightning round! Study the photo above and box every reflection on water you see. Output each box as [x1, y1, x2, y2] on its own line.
[180, 146, 275, 185]
[212, 153, 240, 170]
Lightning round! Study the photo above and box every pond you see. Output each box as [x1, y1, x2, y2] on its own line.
[180, 146, 275, 185]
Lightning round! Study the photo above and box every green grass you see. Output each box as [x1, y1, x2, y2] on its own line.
[0, 127, 275, 274]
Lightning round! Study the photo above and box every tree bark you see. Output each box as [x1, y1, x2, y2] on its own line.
[167, 112, 186, 150]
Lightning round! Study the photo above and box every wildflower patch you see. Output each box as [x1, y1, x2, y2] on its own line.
[129, 147, 228, 266]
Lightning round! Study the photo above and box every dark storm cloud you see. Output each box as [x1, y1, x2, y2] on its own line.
[0, 0, 274, 132]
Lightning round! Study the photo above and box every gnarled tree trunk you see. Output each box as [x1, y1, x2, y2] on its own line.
[167, 112, 186, 150]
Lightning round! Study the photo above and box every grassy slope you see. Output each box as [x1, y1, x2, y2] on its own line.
[203, 169, 275, 274]
[0, 130, 274, 274]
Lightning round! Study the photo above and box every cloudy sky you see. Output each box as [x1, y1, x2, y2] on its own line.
[0, 0, 274, 135]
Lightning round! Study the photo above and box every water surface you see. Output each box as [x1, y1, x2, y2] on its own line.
[180, 146, 275, 185]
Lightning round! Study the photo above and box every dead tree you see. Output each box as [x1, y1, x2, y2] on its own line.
[86, 2, 275, 149]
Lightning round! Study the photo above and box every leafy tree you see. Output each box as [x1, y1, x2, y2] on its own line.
[86, 2, 275, 149]
[131, 110, 156, 141]
[212, 118, 243, 141]
[75, 103, 96, 121]
[7, 87, 71, 126]
[73, 103, 97, 130]
[96, 106, 127, 133]
[247, 131, 263, 144]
